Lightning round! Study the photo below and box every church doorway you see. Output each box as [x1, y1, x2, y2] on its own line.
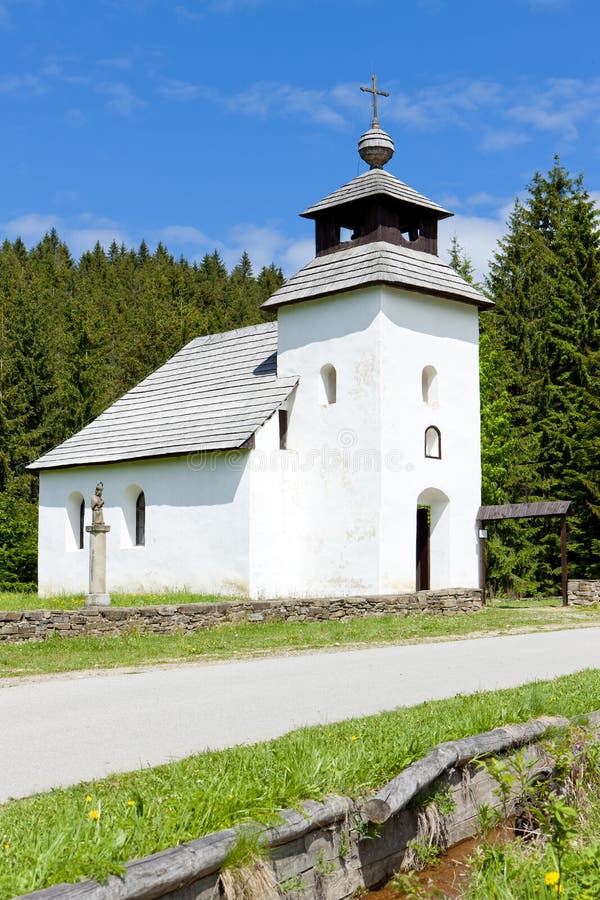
[416, 488, 450, 590]
[416, 507, 430, 590]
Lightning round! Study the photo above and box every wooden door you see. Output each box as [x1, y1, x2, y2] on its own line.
[416, 507, 430, 591]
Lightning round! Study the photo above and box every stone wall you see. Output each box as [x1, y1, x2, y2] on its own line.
[0, 589, 482, 644]
[568, 580, 600, 606]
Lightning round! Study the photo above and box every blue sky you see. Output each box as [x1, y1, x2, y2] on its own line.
[1, 0, 599, 280]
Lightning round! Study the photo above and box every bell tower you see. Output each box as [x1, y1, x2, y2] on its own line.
[302, 75, 452, 259]
[259, 76, 491, 598]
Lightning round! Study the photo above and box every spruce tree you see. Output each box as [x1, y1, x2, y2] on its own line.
[483, 158, 600, 593]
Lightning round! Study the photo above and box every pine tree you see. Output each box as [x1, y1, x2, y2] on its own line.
[483, 158, 600, 593]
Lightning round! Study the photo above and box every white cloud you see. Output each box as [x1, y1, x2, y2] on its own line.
[220, 224, 310, 273]
[66, 107, 85, 124]
[159, 225, 212, 245]
[159, 78, 349, 128]
[98, 55, 134, 70]
[228, 82, 347, 127]
[175, 4, 203, 22]
[527, 0, 570, 7]
[0, 73, 45, 95]
[508, 78, 600, 141]
[0, 212, 132, 257]
[102, 0, 156, 11]
[280, 238, 314, 275]
[439, 207, 510, 283]
[479, 130, 530, 152]
[2, 213, 58, 241]
[158, 79, 208, 101]
[206, 0, 276, 11]
[157, 221, 313, 276]
[385, 79, 503, 132]
[98, 82, 145, 115]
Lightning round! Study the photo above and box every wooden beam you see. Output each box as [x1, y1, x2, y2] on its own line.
[561, 515, 568, 606]
[478, 524, 487, 606]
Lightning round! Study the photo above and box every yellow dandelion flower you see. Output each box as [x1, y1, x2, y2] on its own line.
[544, 872, 560, 886]
[4, 843, 9, 851]
[88, 810, 99, 820]
[351, 735, 358, 741]
[85, 795, 92, 803]
[127, 800, 136, 807]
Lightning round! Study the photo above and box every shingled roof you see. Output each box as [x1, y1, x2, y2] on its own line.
[301, 169, 452, 220]
[29, 322, 298, 470]
[262, 241, 491, 310]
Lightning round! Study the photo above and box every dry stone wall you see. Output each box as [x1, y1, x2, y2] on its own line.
[0, 589, 482, 644]
[568, 579, 600, 606]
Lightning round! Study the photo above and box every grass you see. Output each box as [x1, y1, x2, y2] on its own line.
[2, 669, 600, 897]
[0, 591, 571, 612]
[0, 591, 236, 611]
[1, 604, 600, 680]
[461, 728, 600, 898]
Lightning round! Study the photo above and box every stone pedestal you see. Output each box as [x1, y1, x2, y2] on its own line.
[85, 524, 111, 607]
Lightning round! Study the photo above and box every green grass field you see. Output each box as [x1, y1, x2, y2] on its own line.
[2, 670, 600, 898]
[0, 591, 232, 611]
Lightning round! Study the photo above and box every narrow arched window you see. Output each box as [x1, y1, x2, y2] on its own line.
[79, 498, 85, 550]
[425, 426, 441, 459]
[135, 491, 145, 546]
[66, 491, 85, 551]
[320, 364, 337, 405]
[422, 366, 438, 405]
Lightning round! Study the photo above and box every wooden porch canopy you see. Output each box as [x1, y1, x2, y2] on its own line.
[476, 500, 572, 605]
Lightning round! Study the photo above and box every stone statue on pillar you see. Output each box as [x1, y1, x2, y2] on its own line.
[86, 482, 111, 607]
[91, 482, 105, 525]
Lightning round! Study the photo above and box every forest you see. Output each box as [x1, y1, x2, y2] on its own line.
[0, 158, 598, 596]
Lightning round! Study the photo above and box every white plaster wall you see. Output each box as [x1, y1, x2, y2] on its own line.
[379, 287, 481, 590]
[259, 284, 481, 597]
[38, 454, 251, 597]
[264, 290, 383, 597]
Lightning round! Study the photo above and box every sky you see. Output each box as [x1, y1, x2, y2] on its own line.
[1, 0, 599, 281]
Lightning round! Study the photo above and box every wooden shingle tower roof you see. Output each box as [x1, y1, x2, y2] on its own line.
[264, 76, 490, 311]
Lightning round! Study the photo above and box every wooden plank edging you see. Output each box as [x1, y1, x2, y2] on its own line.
[15, 710, 600, 900]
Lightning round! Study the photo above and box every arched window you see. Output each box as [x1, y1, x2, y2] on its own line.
[135, 491, 145, 547]
[422, 366, 438, 405]
[79, 498, 85, 550]
[122, 484, 145, 549]
[66, 491, 85, 551]
[320, 364, 337, 405]
[425, 426, 441, 459]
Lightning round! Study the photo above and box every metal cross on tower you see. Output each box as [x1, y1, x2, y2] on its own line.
[360, 74, 390, 128]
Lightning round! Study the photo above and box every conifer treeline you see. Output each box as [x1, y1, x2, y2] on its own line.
[457, 159, 600, 595]
[1, 158, 599, 596]
[0, 234, 282, 589]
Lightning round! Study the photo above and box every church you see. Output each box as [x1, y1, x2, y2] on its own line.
[30, 79, 492, 600]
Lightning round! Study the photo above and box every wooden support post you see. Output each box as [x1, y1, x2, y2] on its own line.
[561, 515, 568, 606]
[478, 523, 487, 606]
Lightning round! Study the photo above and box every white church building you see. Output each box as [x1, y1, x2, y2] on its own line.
[30, 103, 491, 599]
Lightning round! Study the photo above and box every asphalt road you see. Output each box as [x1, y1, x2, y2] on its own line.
[2, 627, 600, 803]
